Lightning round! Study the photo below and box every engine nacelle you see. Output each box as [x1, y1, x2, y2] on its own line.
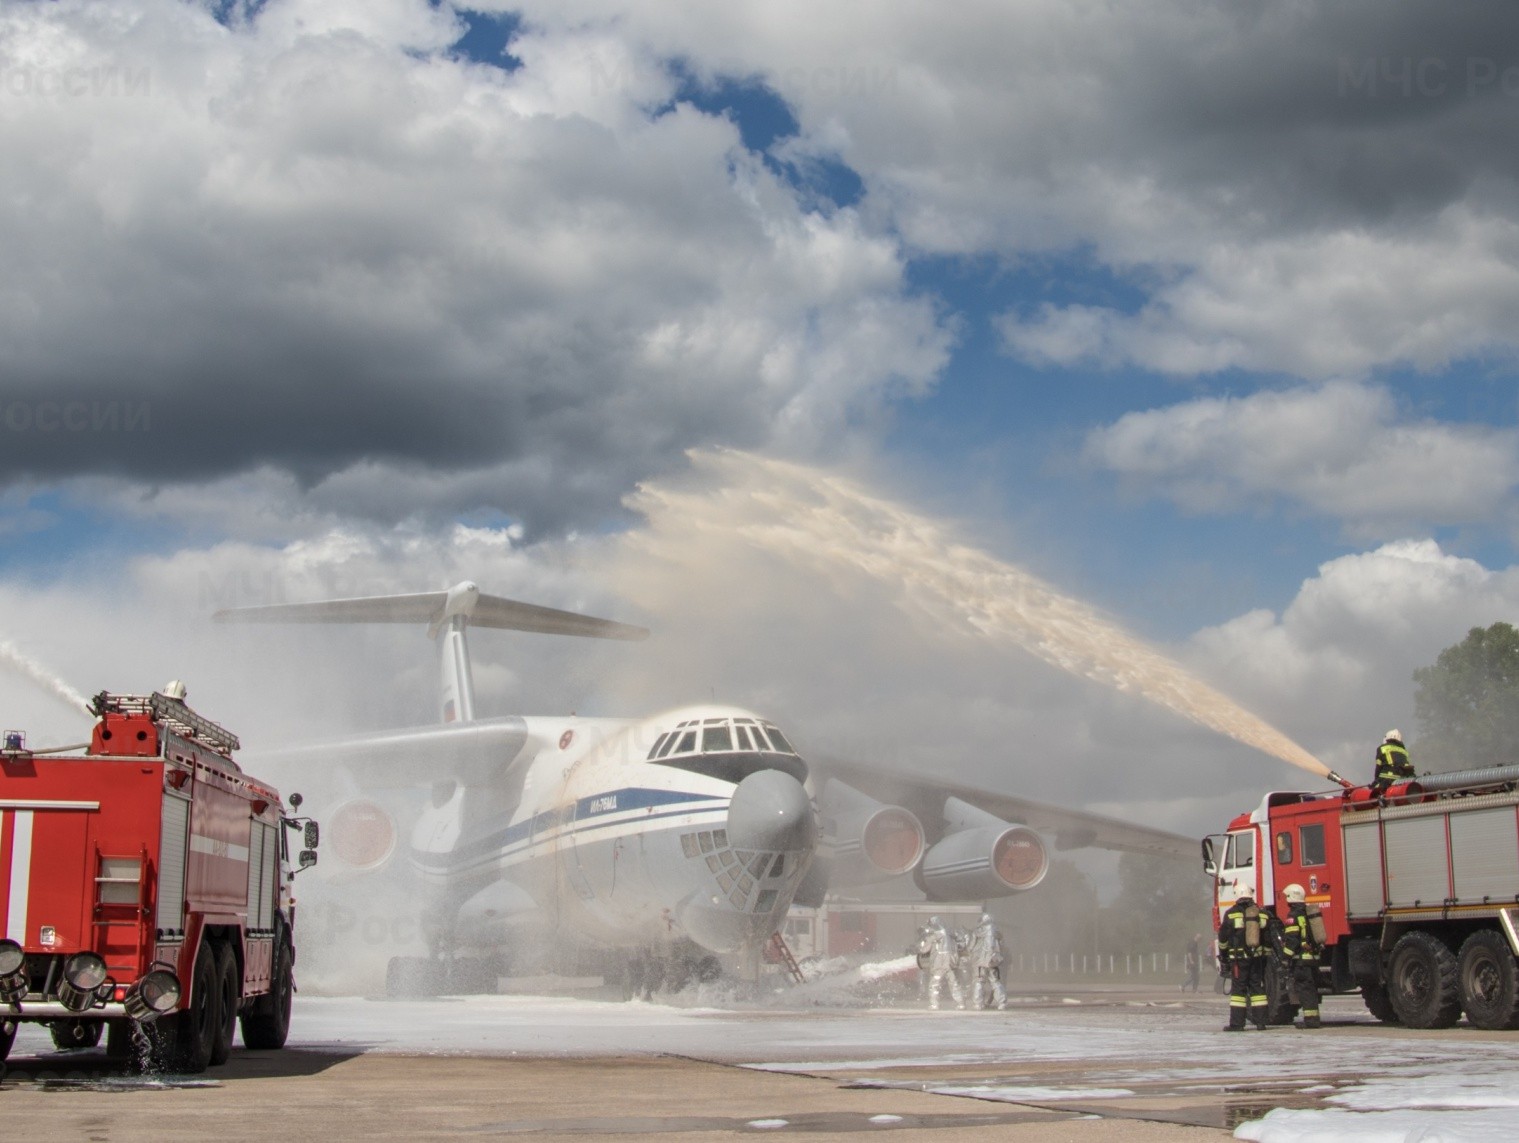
[917, 797, 1049, 901]
[326, 797, 399, 872]
[817, 779, 925, 885]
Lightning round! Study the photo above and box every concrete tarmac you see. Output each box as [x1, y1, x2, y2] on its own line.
[0, 1051, 1223, 1141]
[7, 981, 1484, 1141]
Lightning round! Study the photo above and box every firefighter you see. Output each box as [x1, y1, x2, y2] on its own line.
[1372, 729, 1414, 792]
[1279, 883, 1323, 1028]
[923, 916, 965, 1010]
[1218, 894, 1269, 1030]
[967, 913, 1008, 1010]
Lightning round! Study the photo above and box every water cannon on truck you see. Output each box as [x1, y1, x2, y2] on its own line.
[1204, 762, 1519, 1029]
[1, 686, 317, 1071]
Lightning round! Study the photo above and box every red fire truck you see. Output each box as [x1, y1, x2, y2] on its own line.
[1205, 764, 1519, 1030]
[1, 689, 317, 1072]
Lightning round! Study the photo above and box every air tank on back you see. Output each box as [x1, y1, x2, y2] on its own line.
[917, 796, 1049, 901]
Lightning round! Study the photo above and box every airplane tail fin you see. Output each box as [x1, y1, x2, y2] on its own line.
[214, 580, 648, 723]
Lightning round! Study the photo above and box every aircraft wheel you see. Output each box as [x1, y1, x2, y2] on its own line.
[241, 938, 293, 1049]
[446, 957, 498, 995]
[696, 956, 722, 984]
[1388, 930, 1461, 1029]
[386, 955, 445, 998]
[209, 943, 240, 1066]
[1457, 929, 1519, 1030]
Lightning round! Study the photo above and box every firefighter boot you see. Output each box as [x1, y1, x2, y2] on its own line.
[1301, 1013, 1321, 1029]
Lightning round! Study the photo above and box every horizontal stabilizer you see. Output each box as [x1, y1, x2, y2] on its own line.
[214, 582, 649, 642]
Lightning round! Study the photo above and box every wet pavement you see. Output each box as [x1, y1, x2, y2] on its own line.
[3, 983, 1515, 1139]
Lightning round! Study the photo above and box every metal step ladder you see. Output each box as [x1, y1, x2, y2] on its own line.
[93, 848, 150, 980]
[766, 931, 805, 985]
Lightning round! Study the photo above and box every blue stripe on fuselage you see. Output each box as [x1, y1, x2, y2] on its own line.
[414, 787, 727, 872]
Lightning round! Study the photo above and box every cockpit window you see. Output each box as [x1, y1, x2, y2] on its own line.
[762, 725, 796, 754]
[646, 715, 809, 784]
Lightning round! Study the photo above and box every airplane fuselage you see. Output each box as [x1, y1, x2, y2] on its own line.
[407, 704, 817, 957]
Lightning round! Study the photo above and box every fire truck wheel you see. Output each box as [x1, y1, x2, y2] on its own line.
[240, 939, 292, 1050]
[1387, 930, 1461, 1029]
[1457, 929, 1519, 1031]
[0, 1018, 16, 1062]
[156, 941, 221, 1073]
[49, 1019, 104, 1051]
[1360, 981, 1399, 1024]
[210, 943, 240, 1066]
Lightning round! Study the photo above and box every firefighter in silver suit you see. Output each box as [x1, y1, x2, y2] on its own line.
[967, 913, 1007, 1010]
[923, 916, 964, 1010]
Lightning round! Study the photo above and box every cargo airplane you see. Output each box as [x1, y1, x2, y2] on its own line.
[216, 581, 1192, 994]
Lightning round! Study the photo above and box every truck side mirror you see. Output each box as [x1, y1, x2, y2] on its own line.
[298, 850, 318, 870]
[303, 821, 319, 850]
[289, 792, 303, 811]
[1201, 837, 1217, 876]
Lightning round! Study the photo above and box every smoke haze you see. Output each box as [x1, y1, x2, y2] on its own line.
[617, 451, 1327, 778]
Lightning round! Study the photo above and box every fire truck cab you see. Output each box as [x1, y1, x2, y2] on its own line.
[2, 690, 316, 1071]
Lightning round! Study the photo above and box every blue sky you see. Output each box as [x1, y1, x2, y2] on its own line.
[2, 1, 1519, 805]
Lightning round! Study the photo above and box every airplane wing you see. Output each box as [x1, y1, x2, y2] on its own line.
[811, 754, 1195, 861]
[244, 717, 531, 789]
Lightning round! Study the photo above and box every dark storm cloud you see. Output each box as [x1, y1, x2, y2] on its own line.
[0, 1, 948, 532]
[1123, 0, 1519, 229]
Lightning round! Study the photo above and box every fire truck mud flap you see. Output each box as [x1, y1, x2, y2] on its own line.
[145, 941, 220, 1074]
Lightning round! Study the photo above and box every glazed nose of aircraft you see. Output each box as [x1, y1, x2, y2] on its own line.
[726, 769, 816, 853]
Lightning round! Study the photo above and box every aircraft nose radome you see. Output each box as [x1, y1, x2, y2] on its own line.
[726, 769, 816, 854]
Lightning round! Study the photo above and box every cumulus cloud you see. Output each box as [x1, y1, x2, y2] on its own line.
[0, 0, 950, 534]
[1082, 381, 1519, 535]
[505, 0, 1519, 377]
[1187, 538, 1519, 779]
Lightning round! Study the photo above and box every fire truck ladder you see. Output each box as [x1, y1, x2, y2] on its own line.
[89, 690, 242, 754]
[93, 847, 151, 979]
[766, 931, 806, 985]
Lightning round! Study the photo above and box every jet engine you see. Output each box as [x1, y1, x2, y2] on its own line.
[817, 779, 926, 885]
[326, 797, 399, 872]
[917, 797, 1049, 901]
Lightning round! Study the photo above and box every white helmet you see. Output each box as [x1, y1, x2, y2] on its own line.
[1284, 883, 1306, 904]
[162, 679, 188, 700]
[1384, 729, 1403, 744]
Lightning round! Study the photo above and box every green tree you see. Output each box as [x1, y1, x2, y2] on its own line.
[997, 858, 1098, 957]
[1413, 621, 1519, 770]
[1099, 852, 1212, 957]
